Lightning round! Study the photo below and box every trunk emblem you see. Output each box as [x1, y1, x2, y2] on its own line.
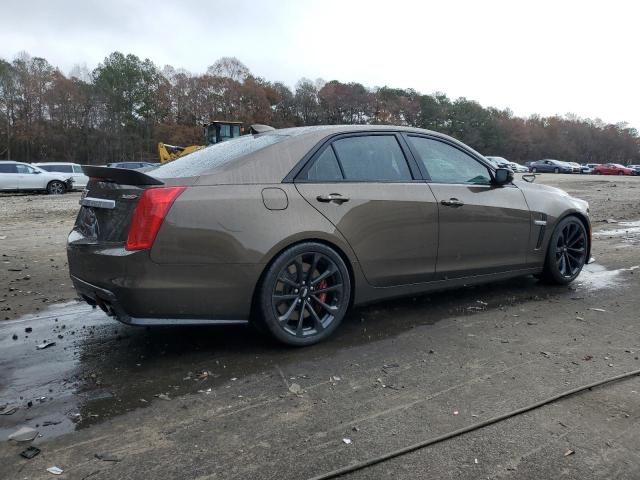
[121, 194, 139, 200]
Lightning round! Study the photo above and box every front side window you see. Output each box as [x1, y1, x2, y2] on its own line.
[16, 164, 36, 174]
[408, 136, 491, 185]
[331, 135, 412, 182]
[73, 165, 84, 173]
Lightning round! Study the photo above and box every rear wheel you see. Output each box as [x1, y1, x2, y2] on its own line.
[554, 167, 560, 173]
[47, 181, 66, 195]
[259, 242, 351, 346]
[618, 171, 624, 175]
[542, 217, 588, 285]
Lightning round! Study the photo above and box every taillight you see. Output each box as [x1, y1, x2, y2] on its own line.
[125, 186, 186, 251]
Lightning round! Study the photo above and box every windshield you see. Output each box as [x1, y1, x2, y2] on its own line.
[152, 134, 286, 179]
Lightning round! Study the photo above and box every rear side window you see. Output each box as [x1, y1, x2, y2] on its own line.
[153, 134, 286, 179]
[42, 164, 73, 173]
[73, 165, 84, 173]
[331, 135, 412, 182]
[0, 163, 17, 173]
[304, 147, 343, 181]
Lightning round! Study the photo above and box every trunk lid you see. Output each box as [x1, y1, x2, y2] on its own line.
[70, 167, 164, 245]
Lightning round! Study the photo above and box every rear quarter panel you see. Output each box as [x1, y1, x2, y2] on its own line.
[151, 184, 359, 266]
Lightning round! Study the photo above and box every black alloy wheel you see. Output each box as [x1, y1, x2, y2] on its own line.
[542, 217, 588, 284]
[260, 242, 350, 346]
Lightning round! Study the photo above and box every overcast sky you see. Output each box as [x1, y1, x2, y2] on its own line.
[1, 0, 638, 128]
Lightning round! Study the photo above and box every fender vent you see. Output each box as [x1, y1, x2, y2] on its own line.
[535, 213, 548, 250]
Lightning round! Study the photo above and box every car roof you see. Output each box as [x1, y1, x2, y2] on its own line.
[174, 125, 485, 185]
[33, 162, 78, 165]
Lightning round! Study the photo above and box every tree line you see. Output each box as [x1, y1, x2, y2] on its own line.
[0, 52, 638, 165]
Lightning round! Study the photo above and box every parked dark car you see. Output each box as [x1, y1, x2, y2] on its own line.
[629, 165, 640, 175]
[106, 161, 158, 170]
[68, 126, 591, 346]
[592, 163, 635, 176]
[529, 160, 574, 174]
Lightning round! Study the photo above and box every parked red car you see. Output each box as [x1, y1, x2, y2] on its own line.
[592, 163, 635, 175]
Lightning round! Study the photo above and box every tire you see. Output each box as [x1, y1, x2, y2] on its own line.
[617, 171, 624, 176]
[259, 242, 351, 346]
[47, 181, 66, 195]
[531, 167, 537, 173]
[554, 167, 559, 174]
[542, 216, 588, 285]
[595, 171, 602, 175]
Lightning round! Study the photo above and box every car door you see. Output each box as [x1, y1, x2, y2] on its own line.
[404, 135, 531, 278]
[0, 163, 20, 190]
[295, 133, 439, 287]
[15, 164, 45, 189]
[72, 165, 88, 187]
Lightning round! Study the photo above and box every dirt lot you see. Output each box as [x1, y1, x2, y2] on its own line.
[1, 174, 640, 479]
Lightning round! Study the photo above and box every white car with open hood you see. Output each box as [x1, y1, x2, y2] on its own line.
[0, 161, 74, 194]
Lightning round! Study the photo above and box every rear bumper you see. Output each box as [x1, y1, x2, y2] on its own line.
[72, 275, 248, 326]
[67, 238, 263, 324]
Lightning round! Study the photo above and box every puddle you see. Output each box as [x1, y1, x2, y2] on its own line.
[576, 263, 639, 290]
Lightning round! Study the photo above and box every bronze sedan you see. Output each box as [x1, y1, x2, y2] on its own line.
[68, 126, 591, 345]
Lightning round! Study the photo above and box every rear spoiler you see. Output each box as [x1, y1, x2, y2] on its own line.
[82, 166, 164, 186]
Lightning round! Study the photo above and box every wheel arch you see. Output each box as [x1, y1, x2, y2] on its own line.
[249, 236, 358, 323]
[553, 211, 592, 261]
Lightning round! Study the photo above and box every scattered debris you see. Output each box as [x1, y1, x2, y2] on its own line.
[476, 300, 488, 306]
[474, 458, 479, 464]
[0, 405, 18, 415]
[527, 321, 538, 325]
[8, 426, 38, 442]
[155, 393, 171, 401]
[12, 333, 18, 340]
[0, 235, 6, 240]
[342, 438, 352, 445]
[453, 411, 459, 415]
[46, 466, 64, 475]
[540, 351, 551, 357]
[288, 383, 304, 395]
[25, 327, 32, 333]
[36, 341, 56, 350]
[197, 388, 212, 394]
[42, 420, 61, 427]
[330, 376, 341, 382]
[583, 355, 593, 361]
[95, 452, 122, 462]
[352, 426, 359, 432]
[576, 316, 584, 321]
[589, 308, 607, 313]
[382, 363, 400, 369]
[564, 449, 575, 457]
[20, 446, 41, 459]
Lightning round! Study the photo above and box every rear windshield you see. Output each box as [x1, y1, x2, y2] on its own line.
[152, 134, 286, 179]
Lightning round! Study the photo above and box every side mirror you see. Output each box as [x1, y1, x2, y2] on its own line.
[33, 170, 41, 174]
[493, 167, 513, 185]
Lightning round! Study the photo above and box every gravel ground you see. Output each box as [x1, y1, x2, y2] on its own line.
[0, 174, 639, 479]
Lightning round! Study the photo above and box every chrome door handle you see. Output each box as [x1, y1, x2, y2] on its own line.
[441, 198, 464, 208]
[316, 193, 350, 204]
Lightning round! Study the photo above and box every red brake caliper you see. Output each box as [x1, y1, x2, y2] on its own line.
[317, 280, 328, 303]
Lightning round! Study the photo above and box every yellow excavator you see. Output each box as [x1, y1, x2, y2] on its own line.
[158, 121, 274, 163]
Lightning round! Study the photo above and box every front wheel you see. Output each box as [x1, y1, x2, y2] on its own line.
[47, 181, 66, 195]
[618, 171, 624, 175]
[259, 242, 351, 346]
[554, 167, 560, 173]
[531, 167, 537, 173]
[542, 217, 588, 285]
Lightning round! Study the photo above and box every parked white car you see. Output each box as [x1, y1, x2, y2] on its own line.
[0, 161, 73, 194]
[34, 162, 88, 189]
